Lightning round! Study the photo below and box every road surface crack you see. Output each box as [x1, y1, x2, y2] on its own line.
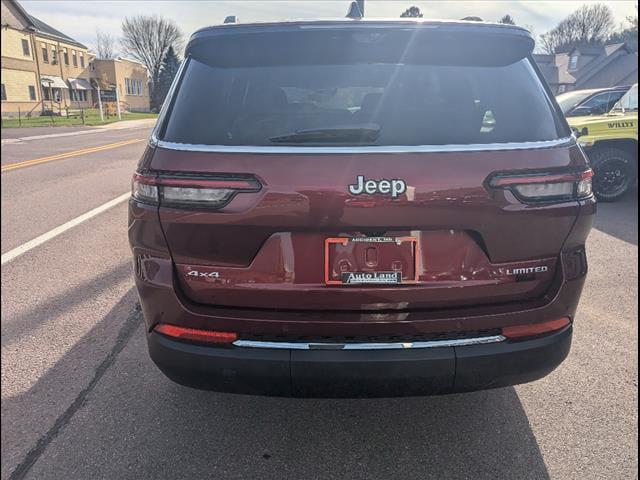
[8, 303, 142, 480]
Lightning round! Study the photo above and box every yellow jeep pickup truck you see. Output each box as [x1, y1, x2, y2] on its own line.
[568, 84, 638, 201]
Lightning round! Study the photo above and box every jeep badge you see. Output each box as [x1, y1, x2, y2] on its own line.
[348, 175, 407, 198]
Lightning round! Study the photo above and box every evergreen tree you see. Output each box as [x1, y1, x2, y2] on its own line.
[400, 6, 423, 18]
[499, 15, 516, 25]
[156, 46, 181, 108]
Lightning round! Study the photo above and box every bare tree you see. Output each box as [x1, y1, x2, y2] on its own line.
[629, 5, 638, 30]
[120, 15, 183, 110]
[95, 29, 117, 59]
[608, 5, 638, 51]
[539, 3, 615, 54]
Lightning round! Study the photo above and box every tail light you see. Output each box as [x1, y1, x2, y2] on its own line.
[154, 323, 238, 344]
[502, 317, 571, 339]
[488, 169, 593, 202]
[132, 173, 261, 208]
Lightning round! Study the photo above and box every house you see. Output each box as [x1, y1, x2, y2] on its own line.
[1, 0, 150, 117]
[92, 57, 151, 113]
[534, 43, 638, 95]
[1, 0, 95, 116]
[1, 0, 41, 115]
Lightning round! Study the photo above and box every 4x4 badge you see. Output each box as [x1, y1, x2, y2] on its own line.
[187, 270, 220, 278]
[348, 175, 407, 198]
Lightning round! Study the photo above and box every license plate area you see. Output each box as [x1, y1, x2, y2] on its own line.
[324, 236, 418, 285]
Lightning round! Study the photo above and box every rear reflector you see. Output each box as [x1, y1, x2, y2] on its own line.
[131, 172, 261, 208]
[489, 170, 593, 202]
[502, 317, 571, 339]
[154, 323, 238, 344]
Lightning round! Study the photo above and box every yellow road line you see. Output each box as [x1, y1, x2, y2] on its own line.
[1, 138, 145, 172]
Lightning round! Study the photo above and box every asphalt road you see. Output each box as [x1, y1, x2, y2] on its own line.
[1, 125, 637, 480]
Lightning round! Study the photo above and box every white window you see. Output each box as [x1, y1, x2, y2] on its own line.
[569, 55, 578, 71]
[41, 43, 49, 63]
[21, 39, 30, 56]
[70, 89, 87, 102]
[125, 78, 143, 96]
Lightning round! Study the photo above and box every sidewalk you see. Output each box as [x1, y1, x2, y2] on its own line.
[1, 118, 156, 144]
[98, 118, 157, 130]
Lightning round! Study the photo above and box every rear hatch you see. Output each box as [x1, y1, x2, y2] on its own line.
[146, 21, 586, 312]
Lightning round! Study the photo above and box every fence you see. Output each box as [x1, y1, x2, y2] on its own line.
[1, 101, 132, 128]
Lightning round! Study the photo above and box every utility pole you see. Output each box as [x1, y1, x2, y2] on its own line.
[115, 84, 122, 120]
[97, 83, 104, 121]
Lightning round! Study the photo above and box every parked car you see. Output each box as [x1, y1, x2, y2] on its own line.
[129, 19, 595, 397]
[557, 86, 631, 119]
[569, 84, 638, 201]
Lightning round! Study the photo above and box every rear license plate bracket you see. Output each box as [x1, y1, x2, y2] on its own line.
[324, 236, 418, 285]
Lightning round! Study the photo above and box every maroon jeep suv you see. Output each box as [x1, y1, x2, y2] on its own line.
[129, 19, 595, 397]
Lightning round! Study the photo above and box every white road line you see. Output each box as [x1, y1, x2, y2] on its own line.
[0, 120, 155, 144]
[1, 192, 130, 265]
[1, 129, 106, 144]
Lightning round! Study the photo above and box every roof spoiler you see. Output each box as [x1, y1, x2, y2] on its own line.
[187, 22, 535, 68]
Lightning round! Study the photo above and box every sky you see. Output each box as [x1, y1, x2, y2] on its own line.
[20, 0, 638, 54]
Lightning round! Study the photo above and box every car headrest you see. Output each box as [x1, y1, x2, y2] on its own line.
[245, 86, 288, 112]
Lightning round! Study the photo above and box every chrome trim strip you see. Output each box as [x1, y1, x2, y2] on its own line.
[154, 137, 574, 154]
[232, 335, 506, 350]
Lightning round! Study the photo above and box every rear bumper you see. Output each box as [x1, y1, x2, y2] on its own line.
[147, 325, 572, 397]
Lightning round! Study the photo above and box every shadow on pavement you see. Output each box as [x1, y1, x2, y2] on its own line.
[1, 261, 132, 349]
[593, 187, 638, 245]
[1, 288, 139, 480]
[8, 301, 550, 480]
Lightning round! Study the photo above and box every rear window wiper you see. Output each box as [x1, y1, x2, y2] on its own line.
[269, 124, 380, 144]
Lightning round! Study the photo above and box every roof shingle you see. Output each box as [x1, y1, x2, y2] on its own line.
[27, 13, 87, 48]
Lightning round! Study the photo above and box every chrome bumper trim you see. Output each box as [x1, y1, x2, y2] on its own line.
[232, 335, 506, 350]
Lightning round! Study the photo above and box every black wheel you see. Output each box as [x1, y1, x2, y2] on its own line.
[589, 147, 637, 202]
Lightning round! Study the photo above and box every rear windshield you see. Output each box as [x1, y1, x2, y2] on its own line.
[162, 54, 566, 147]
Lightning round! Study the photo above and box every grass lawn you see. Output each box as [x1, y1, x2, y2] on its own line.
[1, 109, 157, 128]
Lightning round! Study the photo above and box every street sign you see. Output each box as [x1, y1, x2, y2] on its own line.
[99, 90, 117, 102]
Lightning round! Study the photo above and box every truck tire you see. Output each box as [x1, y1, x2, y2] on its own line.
[589, 147, 637, 202]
